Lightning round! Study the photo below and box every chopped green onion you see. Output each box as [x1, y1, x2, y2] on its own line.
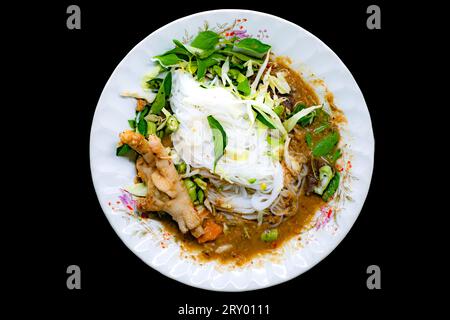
[193, 177, 207, 190]
[261, 228, 278, 242]
[183, 179, 197, 202]
[322, 172, 340, 201]
[313, 165, 334, 195]
[176, 162, 187, 174]
[197, 189, 204, 203]
[165, 116, 179, 134]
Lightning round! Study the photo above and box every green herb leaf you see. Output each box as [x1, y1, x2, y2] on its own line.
[153, 53, 183, 68]
[219, 47, 263, 63]
[191, 31, 220, 50]
[137, 118, 148, 136]
[322, 172, 340, 201]
[233, 38, 271, 59]
[150, 72, 172, 114]
[207, 115, 227, 171]
[116, 144, 131, 156]
[237, 78, 251, 96]
[128, 119, 136, 129]
[146, 78, 163, 91]
[196, 53, 226, 79]
[138, 105, 150, 122]
[312, 131, 340, 157]
[330, 149, 342, 162]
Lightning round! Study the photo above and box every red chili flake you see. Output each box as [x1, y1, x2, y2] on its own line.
[347, 161, 352, 170]
[327, 208, 333, 218]
[243, 18, 247, 22]
[230, 31, 235, 36]
[240, 25, 244, 29]
[126, 205, 133, 211]
[237, 19, 241, 22]
[116, 201, 120, 204]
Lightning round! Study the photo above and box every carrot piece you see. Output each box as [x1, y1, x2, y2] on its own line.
[197, 220, 223, 243]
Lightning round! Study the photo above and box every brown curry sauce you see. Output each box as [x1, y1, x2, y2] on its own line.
[143, 58, 343, 266]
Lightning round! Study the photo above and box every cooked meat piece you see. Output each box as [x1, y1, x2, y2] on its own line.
[120, 130, 204, 237]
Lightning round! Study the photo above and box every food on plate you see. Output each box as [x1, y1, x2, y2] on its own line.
[116, 29, 345, 264]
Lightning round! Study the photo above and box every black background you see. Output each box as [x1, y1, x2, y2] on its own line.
[13, 0, 427, 316]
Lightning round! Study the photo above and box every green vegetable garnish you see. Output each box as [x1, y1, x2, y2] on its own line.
[261, 228, 278, 242]
[305, 132, 313, 147]
[322, 172, 340, 201]
[237, 78, 251, 96]
[253, 106, 276, 129]
[183, 179, 197, 202]
[313, 165, 334, 195]
[147, 121, 157, 135]
[207, 115, 227, 171]
[233, 38, 271, 59]
[194, 177, 207, 190]
[314, 122, 330, 134]
[165, 116, 179, 134]
[289, 103, 316, 127]
[328, 149, 342, 163]
[283, 105, 322, 132]
[150, 72, 172, 114]
[312, 131, 340, 157]
[153, 53, 183, 68]
[219, 47, 264, 63]
[197, 189, 204, 203]
[128, 119, 136, 129]
[248, 178, 256, 184]
[176, 162, 187, 174]
[191, 31, 220, 50]
[256, 112, 276, 129]
[116, 144, 132, 156]
[137, 118, 148, 136]
[146, 78, 163, 91]
[274, 105, 284, 117]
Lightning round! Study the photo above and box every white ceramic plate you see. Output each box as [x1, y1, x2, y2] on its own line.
[90, 9, 374, 291]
